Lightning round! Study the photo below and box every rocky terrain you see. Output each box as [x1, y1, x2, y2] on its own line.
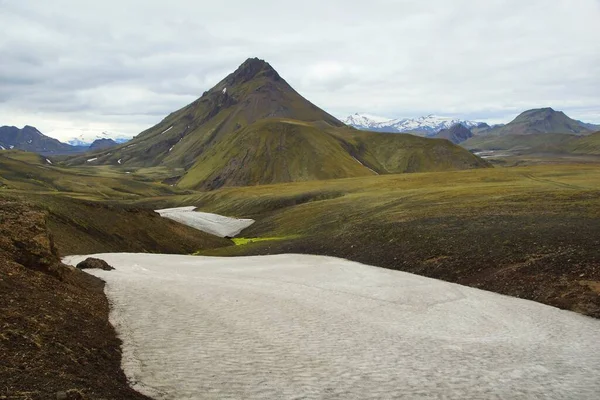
[0, 200, 151, 399]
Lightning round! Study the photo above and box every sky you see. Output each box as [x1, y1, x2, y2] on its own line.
[1, 0, 599, 141]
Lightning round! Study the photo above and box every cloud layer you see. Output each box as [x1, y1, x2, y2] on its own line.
[1, 0, 599, 140]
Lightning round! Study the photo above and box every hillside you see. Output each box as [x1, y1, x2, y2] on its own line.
[177, 119, 488, 190]
[136, 165, 600, 318]
[66, 58, 489, 189]
[89, 138, 118, 151]
[463, 131, 600, 158]
[0, 150, 182, 198]
[483, 108, 592, 136]
[434, 123, 474, 144]
[567, 131, 600, 155]
[0, 125, 85, 155]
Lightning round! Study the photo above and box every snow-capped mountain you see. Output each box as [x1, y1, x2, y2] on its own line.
[66, 131, 131, 146]
[343, 113, 392, 129]
[343, 113, 482, 137]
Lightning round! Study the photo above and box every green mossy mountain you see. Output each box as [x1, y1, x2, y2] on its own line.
[482, 108, 592, 136]
[67, 58, 489, 189]
[435, 123, 474, 144]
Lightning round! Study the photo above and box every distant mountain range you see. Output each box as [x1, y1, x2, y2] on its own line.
[0, 126, 124, 155]
[344, 109, 599, 139]
[66, 132, 131, 147]
[343, 113, 486, 136]
[461, 108, 600, 156]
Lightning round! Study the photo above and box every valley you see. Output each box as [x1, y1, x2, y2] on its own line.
[2, 55, 599, 399]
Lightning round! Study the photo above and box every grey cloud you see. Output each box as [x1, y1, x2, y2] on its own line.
[0, 0, 599, 140]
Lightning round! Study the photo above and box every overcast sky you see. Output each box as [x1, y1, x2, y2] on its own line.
[1, 0, 599, 140]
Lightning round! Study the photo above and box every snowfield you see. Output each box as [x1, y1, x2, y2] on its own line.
[63, 253, 600, 400]
[155, 206, 254, 237]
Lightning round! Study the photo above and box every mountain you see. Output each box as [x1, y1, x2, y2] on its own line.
[89, 138, 118, 151]
[483, 108, 592, 136]
[343, 113, 394, 130]
[577, 120, 600, 131]
[343, 113, 482, 136]
[463, 130, 600, 157]
[0, 125, 85, 155]
[435, 124, 474, 144]
[67, 58, 489, 189]
[66, 132, 131, 146]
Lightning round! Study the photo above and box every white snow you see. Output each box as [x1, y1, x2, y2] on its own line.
[222, 87, 227, 94]
[62, 252, 600, 399]
[117, 159, 122, 164]
[168, 146, 174, 152]
[9, 145, 14, 149]
[160, 126, 173, 135]
[126, 144, 136, 148]
[45, 159, 52, 164]
[155, 207, 254, 237]
[0, 145, 5, 150]
[344, 113, 482, 136]
[66, 131, 132, 147]
[352, 156, 378, 175]
[27, 139, 32, 144]
[86, 157, 98, 162]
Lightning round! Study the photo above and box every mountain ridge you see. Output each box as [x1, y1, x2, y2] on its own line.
[66, 57, 489, 189]
[343, 113, 482, 136]
[0, 125, 85, 155]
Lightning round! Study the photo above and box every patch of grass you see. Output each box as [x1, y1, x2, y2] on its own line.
[231, 236, 300, 246]
[133, 164, 600, 317]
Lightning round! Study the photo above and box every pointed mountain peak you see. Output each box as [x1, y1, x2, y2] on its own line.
[226, 57, 281, 86]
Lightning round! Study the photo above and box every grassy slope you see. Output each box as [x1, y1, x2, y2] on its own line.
[567, 131, 600, 155]
[178, 119, 374, 189]
[462, 133, 578, 152]
[133, 165, 600, 317]
[333, 127, 489, 173]
[178, 119, 490, 190]
[0, 150, 185, 199]
[0, 151, 232, 255]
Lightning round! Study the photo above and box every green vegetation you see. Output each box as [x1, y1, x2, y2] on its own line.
[231, 236, 300, 246]
[137, 164, 600, 317]
[63, 58, 489, 190]
[0, 150, 186, 200]
[463, 132, 578, 152]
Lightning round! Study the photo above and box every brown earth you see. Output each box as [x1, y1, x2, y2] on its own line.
[204, 214, 600, 318]
[0, 200, 152, 399]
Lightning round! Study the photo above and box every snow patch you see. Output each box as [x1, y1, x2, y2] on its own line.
[352, 156, 378, 175]
[0, 145, 5, 150]
[161, 126, 173, 135]
[344, 113, 482, 136]
[155, 207, 254, 237]
[9, 145, 14, 149]
[86, 158, 97, 162]
[61, 253, 600, 399]
[117, 158, 122, 164]
[222, 87, 227, 94]
[45, 159, 52, 164]
[168, 146, 174, 152]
